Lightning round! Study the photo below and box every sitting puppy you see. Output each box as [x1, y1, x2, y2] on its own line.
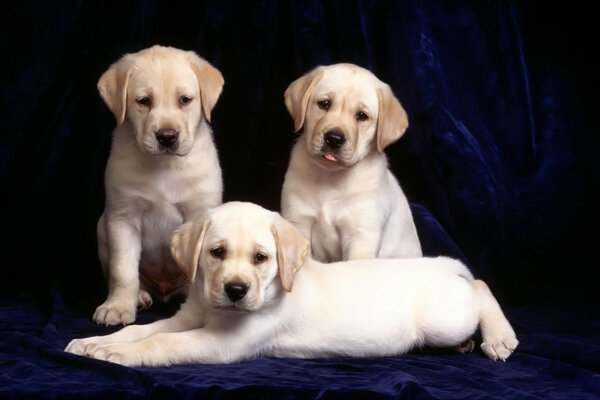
[93, 45, 224, 326]
[281, 64, 422, 262]
[66, 202, 518, 367]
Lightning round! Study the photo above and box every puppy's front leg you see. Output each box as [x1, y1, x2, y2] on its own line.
[94, 217, 142, 326]
[341, 225, 380, 260]
[87, 329, 253, 367]
[67, 307, 204, 356]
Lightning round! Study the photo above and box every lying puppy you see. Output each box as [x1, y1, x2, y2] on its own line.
[281, 63, 422, 262]
[93, 45, 224, 326]
[66, 202, 518, 367]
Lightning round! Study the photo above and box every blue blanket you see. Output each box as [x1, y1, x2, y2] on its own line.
[1, 292, 598, 399]
[1, 1, 598, 398]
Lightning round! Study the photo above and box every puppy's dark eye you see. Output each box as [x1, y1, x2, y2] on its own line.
[179, 96, 193, 106]
[254, 252, 268, 264]
[317, 99, 331, 110]
[356, 111, 369, 121]
[136, 96, 151, 107]
[210, 247, 225, 259]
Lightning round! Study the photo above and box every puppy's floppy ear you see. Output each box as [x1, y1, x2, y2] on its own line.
[376, 85, 409, 153]
[271, 215, 310, 292]
[97, 54, 135, 125]
[186, 52, 224, 123]
[284, 67, 324, 132]
[170, 219, 211, 283]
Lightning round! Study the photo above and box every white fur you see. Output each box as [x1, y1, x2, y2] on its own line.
[281, 64, 422, 262]
[67, 202, 518, 366]
[94, 46, 224, 326]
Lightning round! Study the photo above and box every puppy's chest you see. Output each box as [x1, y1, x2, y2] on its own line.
[140, 171, 200, 204]
[110, 168, 210, 230]
[116, 166, 206, 207]
[299, 185, 374, 262]
[135, 181, 197, 232]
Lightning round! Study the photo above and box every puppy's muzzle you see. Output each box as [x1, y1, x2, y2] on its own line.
[323, 130, 346, 152]
[156, 128, 179, 148]
[224, 281, 249, 302]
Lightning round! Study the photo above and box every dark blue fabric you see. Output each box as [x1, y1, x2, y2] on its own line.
[1, 1, 598, 398]
[1, 292, 599, 399]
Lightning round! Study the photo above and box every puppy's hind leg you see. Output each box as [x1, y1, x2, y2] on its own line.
[472, 280, 519, 361]
[453, 338, 475, 354]
[137, 284, 153, 311]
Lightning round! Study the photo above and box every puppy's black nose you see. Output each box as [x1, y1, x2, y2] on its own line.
[156, 128, 178, 147]
[324, 131, 346, 150]
[224, 282, 249, 302]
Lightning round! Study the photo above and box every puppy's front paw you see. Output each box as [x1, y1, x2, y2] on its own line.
[481, 331, 519, 361]
[88, 343, 141, 367]
[455, 338, 475, 354]
[93, 300, 136, 326]
[65, 337, 103, 356]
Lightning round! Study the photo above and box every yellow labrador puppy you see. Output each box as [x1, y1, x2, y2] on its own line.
[66, 202, 518, 367]
[281, 64, 421, 262]
[93, 46, 224, 326]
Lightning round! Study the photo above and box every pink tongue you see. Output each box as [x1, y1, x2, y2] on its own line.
[323, 153, 338, 162]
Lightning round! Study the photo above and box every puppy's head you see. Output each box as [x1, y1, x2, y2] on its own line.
[98, 45, 224, 156]
[284, 63, 408, 170]
[170, 202, 310, 313]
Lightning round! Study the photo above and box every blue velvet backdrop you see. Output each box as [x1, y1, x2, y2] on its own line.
[1, 1, 598, 399]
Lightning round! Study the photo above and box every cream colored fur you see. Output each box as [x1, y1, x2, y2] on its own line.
[67, 202, 518, 366]
[93, 45, 224, 326]
[281, 64, 422, 262]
